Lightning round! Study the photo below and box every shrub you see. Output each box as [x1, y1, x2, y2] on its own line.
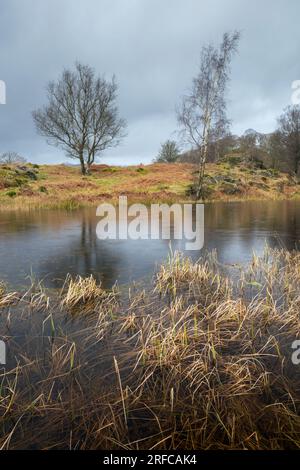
[5, 190, 17, 197]
[136, 167, 147, 173]
[221, 155, 243, 166]
[186, 182, 214, 199]
[220, 181, 243, 195]
[155, 140, 180, 163]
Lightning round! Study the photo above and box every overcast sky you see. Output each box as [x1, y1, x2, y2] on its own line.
[0, 0, 299, 165]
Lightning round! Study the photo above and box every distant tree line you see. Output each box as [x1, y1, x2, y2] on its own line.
[155, 104, 300, 179]
[213, 105, 300, 175]
[0, 151, 26, 164]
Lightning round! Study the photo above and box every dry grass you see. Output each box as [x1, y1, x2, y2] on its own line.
[0, 162, 299, 211]
[61, 274, 117, 310]
[0, 282, 18, 308]
[1, 248, 300, 449]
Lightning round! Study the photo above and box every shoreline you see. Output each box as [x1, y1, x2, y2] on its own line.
[1, 162, 300, 212]
[1, 192, 300, 213]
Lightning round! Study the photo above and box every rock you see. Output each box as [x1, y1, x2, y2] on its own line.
[15, 165, 38, 180]
[223, 176, 237, 184]
[204, 175, 218, 184]
[220, 181, 243, 195]
[254, 181, 269, 190]
[25, 170, 38, 180]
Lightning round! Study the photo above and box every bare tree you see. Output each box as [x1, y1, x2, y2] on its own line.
[178, 31, 240, 198]
[265, 131, 284, 170]
[277, 105, 300, 175]
[0, 151, 27, 164]
[206, 121, 232, 162]
[240, 129, 262, 163]
[33, 63, 126, 175]
[213, 132, 239, 161]
[155, 140, 180, 163]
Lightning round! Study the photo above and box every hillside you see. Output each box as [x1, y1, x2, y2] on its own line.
[0, 160, 300, 210]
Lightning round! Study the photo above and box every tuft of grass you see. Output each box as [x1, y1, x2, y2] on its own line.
[56, 199, 82, 211]
[61, 274, 106, 309]
[5, 190, 17, 198]
[0, 281, 19, 308]
[136, 167, 147, 173]
[1, 248, 300, 449]
[1, 162, 299, 211]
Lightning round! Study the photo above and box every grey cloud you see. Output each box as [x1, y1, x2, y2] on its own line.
[0, 0, 299, 164]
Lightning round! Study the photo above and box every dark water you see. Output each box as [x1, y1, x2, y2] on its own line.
[0, 200, 300, 289]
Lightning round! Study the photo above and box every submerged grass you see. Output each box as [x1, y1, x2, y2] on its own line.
[1, 247, 300, 449]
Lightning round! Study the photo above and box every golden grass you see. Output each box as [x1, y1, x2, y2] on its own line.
[1, 248, 300, 449]
[0, 282, 18, 308]
[0, 162, 300, 211]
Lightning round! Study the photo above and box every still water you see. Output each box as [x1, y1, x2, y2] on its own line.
[0, 200, 300, 289]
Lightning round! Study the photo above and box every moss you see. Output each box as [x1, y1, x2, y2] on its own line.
[5, 190, 17, 198]
[260, 169, 279, 178]
[221, 155, 243, 166]
[185, 182, 215, 199]
[101, 167, 118, 173]
[0, 166, 38, 189]
[136, 167, 148, 173]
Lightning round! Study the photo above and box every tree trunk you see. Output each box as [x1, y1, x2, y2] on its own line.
[80, 158, 86, 175]
[86, 152, 94, 175]
[86, 162, 91, 175]
[196, 157, 206, 199]
[196, 121, 210, 199]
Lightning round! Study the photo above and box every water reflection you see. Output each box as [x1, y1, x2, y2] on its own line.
[0, 200, 299, 289]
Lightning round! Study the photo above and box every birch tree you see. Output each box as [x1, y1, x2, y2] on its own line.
[178, 31, 240, 198]
[33, 63, 126, 175]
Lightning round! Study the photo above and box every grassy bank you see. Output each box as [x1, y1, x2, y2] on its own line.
[1, 248, 300, 449]
[0, 161, 300, 211]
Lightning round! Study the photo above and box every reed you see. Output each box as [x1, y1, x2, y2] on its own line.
[1, 247, 300, 449]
